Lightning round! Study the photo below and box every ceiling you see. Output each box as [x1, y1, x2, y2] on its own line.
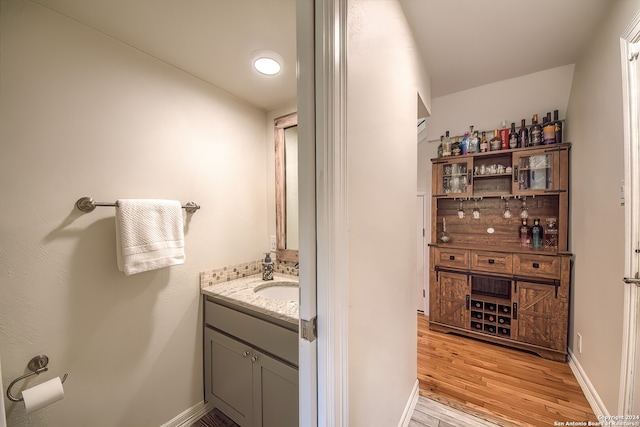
[399, 0, 615, 98]
[33, 0, 297, 112]
[33, 0, 614, 110]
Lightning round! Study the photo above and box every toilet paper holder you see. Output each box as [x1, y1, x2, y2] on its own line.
[6, 355, 68, 402]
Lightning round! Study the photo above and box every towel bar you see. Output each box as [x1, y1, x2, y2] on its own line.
[75, 197, 200, 214]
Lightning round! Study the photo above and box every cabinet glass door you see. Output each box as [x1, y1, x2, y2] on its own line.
[512, 149, 559, 194]
[435, 159, 473, 197]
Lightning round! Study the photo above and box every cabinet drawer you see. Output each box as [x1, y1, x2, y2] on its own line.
[205, 300, 298, 366]
[471, 251, 513, 274]
[434, 248, 469, 269]
[513, 254, 560, 279]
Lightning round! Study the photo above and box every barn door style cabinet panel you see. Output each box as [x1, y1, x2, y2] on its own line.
[429, 142, 572, 362]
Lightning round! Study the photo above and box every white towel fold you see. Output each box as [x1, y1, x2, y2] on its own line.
[115, 199, 185, 275]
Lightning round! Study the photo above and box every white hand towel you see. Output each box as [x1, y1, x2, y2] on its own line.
[115, 199, 185, 275]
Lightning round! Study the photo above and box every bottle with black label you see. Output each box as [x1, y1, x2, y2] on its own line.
[518, 119, 529, 148]
[509, 122, 519, 149]
[530, 114, 542, 146]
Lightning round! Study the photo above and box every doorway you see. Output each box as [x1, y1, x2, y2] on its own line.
[417, 194, 428, 313]
[619, 13, 640, 415]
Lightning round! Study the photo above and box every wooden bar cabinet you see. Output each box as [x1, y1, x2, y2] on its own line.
[429, 142, 571, 362]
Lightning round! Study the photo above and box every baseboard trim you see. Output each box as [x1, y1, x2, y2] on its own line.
[398, 380, 420, 427]
[160, 400, 215, 427]
[568, 348, 609, 417]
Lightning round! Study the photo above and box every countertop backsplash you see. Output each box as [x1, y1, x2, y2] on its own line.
[200, 258, 299, 288]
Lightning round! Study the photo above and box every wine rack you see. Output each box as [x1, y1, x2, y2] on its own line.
[469, 296, 512, 339]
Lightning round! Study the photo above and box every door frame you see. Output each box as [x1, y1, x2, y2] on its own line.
[618, 11, 640, 415]
[309, 0, 349, 425]
[417, 193, 428, 314]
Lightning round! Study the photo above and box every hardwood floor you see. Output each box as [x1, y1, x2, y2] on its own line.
[417, 313, 597, 427]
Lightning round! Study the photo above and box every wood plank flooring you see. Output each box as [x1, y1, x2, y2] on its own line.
[417, 313, 597, 427]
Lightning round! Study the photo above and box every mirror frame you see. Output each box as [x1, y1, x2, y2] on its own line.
[274, 112, 299, 262]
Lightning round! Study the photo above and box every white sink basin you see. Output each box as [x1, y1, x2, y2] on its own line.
[254, 281, 299, 303]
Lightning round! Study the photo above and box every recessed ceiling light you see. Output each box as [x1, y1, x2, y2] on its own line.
[252, 50, 283, 76]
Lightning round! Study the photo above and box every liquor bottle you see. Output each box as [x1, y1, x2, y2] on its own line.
[520, 219, 531, 247]
[530, 114, 542, 146]
[543, 114, 555, 144]
[438, 136, 444, 157]
[452, 136, 461, 155]
[518, 119, 529, 148]
[499, 120, 509, 150]
[468, 128, 480, 153]
[489, 129, 502, 151]
[480, 131, 488, 153]
[443, 131, 452, 156]
[553, 110, 563, 144]
[461, 132, 468, 155]
[508, 122, 519, 149]
[531, 218, 543, 249]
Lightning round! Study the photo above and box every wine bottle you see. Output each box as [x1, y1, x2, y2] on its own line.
[553, 110, 563, 144]
[543, 114, 555, 144]
[480, 131, 488, 153]
[518, 119, 529, 148]
[520, 219, 531, 247]
[530, 114, 542, 146]
[508, 122, 519, 149]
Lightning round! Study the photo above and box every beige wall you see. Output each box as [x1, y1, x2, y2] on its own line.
[347, 0, 430, 425]
[0, 1, 268, 425]
[566, 0, 640, 413]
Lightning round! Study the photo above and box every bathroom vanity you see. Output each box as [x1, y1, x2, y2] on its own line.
[201, 275, 299, 427]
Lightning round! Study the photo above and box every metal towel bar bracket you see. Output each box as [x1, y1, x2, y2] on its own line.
[6, 355, 68, 402]
[75, 197, 200, 214]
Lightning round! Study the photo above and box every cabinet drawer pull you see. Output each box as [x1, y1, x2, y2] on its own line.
[467, 170, 472, 184]
[532, 262, 540, 269]
[466, 295, 470, 310]
[242, 351, 250, 358]
[488, 259, 495, 264]
[449, 255, 456, 261]
[251, 355, 258, 363]
[513, 302, 518, 320]
[513, 166, 518, 182]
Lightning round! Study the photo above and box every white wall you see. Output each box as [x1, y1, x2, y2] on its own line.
[424, 64, 575, 143]
[0, 2, 268, 426]
[347, 0, 430, 425]
[566, 0, 640, 413]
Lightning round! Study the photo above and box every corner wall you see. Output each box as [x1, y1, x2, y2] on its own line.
[0, 2, 268, 425]
[566, 0, 640, 413]
[347, 0, 430, 425]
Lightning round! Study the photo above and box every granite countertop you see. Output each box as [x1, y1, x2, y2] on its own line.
[201, 274, 299, 326]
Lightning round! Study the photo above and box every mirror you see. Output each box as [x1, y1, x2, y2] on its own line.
[275, 112, 299, 262]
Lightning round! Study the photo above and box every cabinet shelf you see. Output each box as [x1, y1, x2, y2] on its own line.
[473, 173, 512, 179]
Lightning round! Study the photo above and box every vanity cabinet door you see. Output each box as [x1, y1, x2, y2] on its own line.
[205, 327, 253, 427]
[252, 350, 299, 427]
[433, 270, 470, 329]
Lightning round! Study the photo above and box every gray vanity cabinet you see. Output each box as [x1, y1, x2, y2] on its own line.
[204, 297, 298, 427]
